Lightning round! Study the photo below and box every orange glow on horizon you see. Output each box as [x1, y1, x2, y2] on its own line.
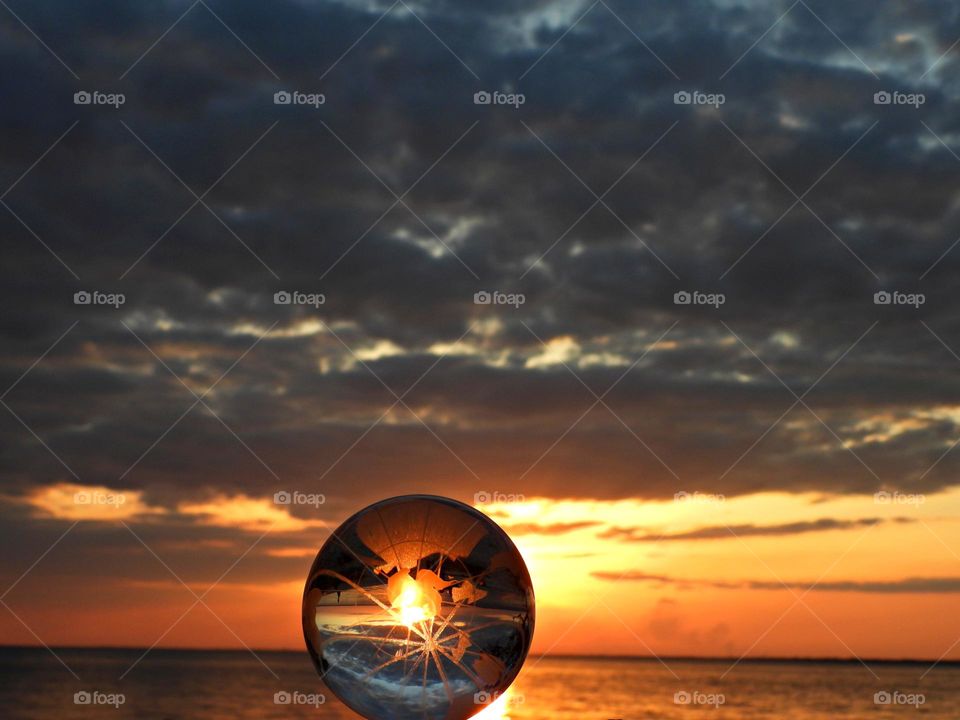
[4, 488, 960, 662]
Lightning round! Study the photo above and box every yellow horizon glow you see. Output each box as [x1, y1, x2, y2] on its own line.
[6, 486, 960, 661]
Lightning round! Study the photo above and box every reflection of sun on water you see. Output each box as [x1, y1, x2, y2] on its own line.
[474, 687, 516, 720]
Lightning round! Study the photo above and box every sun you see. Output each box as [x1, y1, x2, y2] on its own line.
[388, 569, 443, 628]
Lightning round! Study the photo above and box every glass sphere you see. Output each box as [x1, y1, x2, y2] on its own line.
[302, 495, 535, 720]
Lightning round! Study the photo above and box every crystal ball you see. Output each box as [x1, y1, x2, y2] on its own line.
[302, 494, 535, 720]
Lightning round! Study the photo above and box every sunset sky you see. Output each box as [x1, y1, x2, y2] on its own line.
[2, 0, 960, 671]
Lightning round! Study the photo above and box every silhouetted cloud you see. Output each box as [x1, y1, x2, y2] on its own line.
[502, 520, 600, 536]
[598, 516, 911, 542]
[592, 571, 960, 594]
[3, 0, 960, 593]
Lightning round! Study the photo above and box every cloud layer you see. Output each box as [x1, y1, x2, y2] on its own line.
[3, 1, 960, 655]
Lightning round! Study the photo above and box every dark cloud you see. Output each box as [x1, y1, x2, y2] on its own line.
[2, 0, 960, 589]
[592, 571, 960, 594]
[599, 516, 911, 542]
[502, 520, 600, 536]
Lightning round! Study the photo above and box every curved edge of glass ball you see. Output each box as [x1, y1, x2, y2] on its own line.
[301, 494, 535, 720]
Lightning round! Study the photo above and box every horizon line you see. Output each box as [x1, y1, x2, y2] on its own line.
[1, 644, 957, 665]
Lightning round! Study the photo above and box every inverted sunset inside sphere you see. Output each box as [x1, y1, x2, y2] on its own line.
[302, 495, 535, 720]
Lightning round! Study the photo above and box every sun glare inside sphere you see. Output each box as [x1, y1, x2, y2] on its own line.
[302, 495, 535, 720]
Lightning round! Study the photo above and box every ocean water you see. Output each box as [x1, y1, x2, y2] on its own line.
[0, 647, 956, 719]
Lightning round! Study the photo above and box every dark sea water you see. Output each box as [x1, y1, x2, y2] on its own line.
[0, 647, 955, 719]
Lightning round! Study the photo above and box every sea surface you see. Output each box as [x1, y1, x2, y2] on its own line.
[0, 647, 955, 719]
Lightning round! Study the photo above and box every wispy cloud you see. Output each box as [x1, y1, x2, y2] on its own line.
[592, 571, 960, 594]
[599, 517, 911, 542]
